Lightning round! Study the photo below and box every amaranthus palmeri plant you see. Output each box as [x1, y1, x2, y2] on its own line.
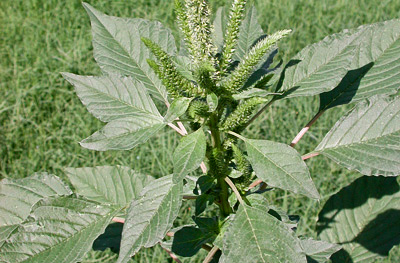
[1, 0, 400, 262]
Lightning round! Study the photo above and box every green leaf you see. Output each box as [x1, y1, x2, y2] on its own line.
[80, 116, 165, 151]
[164, 97, 192, 123]
[0, 173, 72, 227]
[212, 7, 228, 52]
[220, 204, 307, 263]
[173, 129, 207, 183]
[0, 196, 118, 263]
[242, 137, 319, 199]
[317, 176, 400, 262]
[65, 166, 154, 207]
[315, 95, 400, 176]
[171, 226, 216, 257]
[276, 31, 358, 99]
[117, 175, 183, 263]
[62, 73, 161, 122]
[319, 19, 400, 110]
[300, 238, 341, 263]
[83, 3, 177, 103]
[233, 6, 264, 62]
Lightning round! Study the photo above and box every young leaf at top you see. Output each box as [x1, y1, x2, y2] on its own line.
[275, 30, 359, 99]
[83, 3, 177, 103]
[173, 129, 207, 183]
[117, 175, 183, 263]
[317, 176, 400, 262]
[235, 134, 319, 199]
[164, 97, 192, 123]
[212, 6, 228, 52]
[220, 204, 307, 263]
[0, 196, 119, 263]
[62, 73, 162, 122]
[80, 116, 165, 151]
[319, 19, 400, 110]
[233, 6, 264, 62]
[315, 95, 400, 176]
[65, 166, 154, 208]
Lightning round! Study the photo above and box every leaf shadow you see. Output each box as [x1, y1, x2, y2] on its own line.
[92, 222, 123, 253]
[317, 176, 399, 234]
[319, 62, 374, 111]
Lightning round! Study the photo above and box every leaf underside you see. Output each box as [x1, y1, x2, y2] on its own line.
[245, 138, 319, 199]
[66, 165, 154, 207]
[117, 175, 183, 263]
[173, 129, 207, 183]
[220, 204, 307, 263]
[83, 3, 177, 103]
[317, 176, 400, 262]
[0, 196, 118, 263]
[316, 95, 400, 176]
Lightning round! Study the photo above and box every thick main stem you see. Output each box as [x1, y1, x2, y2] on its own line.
[209, 113, 232, 217]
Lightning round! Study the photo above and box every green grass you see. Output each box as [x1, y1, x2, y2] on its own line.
[1, 0, 400, 262]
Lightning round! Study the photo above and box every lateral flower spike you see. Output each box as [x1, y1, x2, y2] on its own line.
[219, 0, 247, 73]
[176, 0, 216, 65]
[142, 37, 205, 97]
[221, 97, 267, 132]
[222, 29, 292, 93]
[231, 143, 252, 178]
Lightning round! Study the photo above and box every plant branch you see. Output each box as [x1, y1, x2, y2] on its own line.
[160, 244, 182, 263]
[112, 217, 125, 224]
[168, 123, 186, 136]
[203, 246, 220, 263]
[225, 177, 244, 205]
[302, 152, 320, 160]
[182, 195, 198, 200]
[290, 110, 325, 147]
[248, 179, 263, 189]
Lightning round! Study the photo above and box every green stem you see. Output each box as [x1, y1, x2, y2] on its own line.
[209, 113, 232, 217]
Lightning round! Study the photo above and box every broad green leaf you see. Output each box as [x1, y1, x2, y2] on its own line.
[83, 3, 177, 103]
[233, 6, 264, 62]
[220, 204, 307, 263]
[0, 225, 17, 247]
[212, 7, 228, 52]
[66, 166, 154, 207]
[319, 19, 400, 110]
[242, 137, 319, 199]
[276, 31, 358, 99]
[62, 73, 161, 122]
[173, 129, 207, 183]
[317, 176, 400, 262]
[0, 173, 72, 227]
[171, 226, 216, 257]
[315, 95, 400, 176]
[300, 238, 341, 263]
[164, 97, 192, 123]
[0, 196, 118, 263]
[117, 175, 183, 263]
[80, 116, 165, 151]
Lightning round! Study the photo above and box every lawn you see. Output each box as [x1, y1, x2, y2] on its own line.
[1, 0, 399, 262]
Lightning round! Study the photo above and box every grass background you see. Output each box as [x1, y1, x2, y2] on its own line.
[1, 0, 400, 262]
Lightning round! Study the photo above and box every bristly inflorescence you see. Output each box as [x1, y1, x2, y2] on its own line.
[142, 37, 205, 98]
[221, 30, 292, 93]
[218, 0, 247, 74]
[175, 0, 216, 66]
